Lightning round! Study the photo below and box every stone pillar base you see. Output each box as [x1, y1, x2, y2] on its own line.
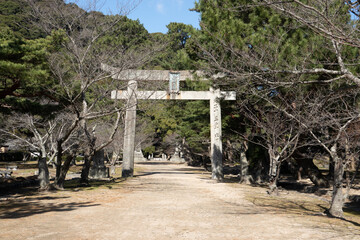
[89, 166, 109, 179]
[134, 150, 147, 162]
[169, 156, 185, 163]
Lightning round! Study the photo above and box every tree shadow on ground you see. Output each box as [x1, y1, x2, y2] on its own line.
[0, 176, 131, 219]
[0, 195, 99, 219]
[0, 176, 126, 196]
[135, 171, 202, 177]
[63, 177, 127, 191]
[137, 162, 176, 165]
[222, 176, 241, 183]
[135, 166, 206, 177]
[0, 184, 42, 199]
[134, 163, 206, 177]
[344, 199, 360, 218]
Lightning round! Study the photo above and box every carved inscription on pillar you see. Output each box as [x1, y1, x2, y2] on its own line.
[213, 100, 221, 141]
[169, 72, 180, 93]
[210, 88, 223, 181]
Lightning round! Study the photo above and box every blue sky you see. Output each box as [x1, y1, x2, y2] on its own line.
[69, 0, 200, 33]
[128, 0, 200, 33]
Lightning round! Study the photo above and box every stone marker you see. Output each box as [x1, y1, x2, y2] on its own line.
[89, 149, 109, 179]
[134, 146, 147, 162]
[169, 144, 185, 163]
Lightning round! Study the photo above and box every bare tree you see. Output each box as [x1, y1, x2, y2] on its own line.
[0, 110, 79, 190]
[266, 85, 360, 217]
[24, 0, 159, 189]
[237, 88, 303, 193]
[1, 114, 53, 190]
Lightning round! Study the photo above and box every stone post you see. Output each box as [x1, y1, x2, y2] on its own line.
[89, 149, 109, 179]
[122, 80, 137, 177]
[210, 87, 224, 181]
[134, 145, 147, 162]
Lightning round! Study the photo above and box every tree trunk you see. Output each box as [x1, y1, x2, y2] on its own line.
[38, 150, 49, 190]
[225, 140, 234, 162]
[55, 141, 62, 181]
[80, 133, 96, 184]
[328, 158, 334, 180]
[239, 142, 252, 184]
[268, 147, 280, 194]
[109, 151, 118, 176]
[54, 154, 73, 190]
[344, 160, 360, 199]
[254, 157, 266, 184]
[254, 164, 262, 184]
[297, 167, 303, 181]
[329, 154, 345, 218]
[80, 154, 91, 185]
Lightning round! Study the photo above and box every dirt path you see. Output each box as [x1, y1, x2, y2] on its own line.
[1, 162, 359, 240]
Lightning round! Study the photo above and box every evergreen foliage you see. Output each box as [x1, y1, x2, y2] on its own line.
[0, 27, 60, 114]
[0, 0, 45, 39]
[145, 22, 197, 70]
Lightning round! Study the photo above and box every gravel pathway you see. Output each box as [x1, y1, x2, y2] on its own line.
[1, 162, 359, 240]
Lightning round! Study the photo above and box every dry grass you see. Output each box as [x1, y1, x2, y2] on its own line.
[235, 183, 360, 232]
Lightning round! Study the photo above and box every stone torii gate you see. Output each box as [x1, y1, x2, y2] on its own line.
[103, 64, 236, 181]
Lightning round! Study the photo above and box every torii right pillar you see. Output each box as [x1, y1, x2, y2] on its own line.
[210, 87, 223, 181]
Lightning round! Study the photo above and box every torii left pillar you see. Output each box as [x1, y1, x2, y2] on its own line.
[122, 80, 137, 177]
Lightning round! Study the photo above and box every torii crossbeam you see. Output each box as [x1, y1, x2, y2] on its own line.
[104, 64, 236, 181]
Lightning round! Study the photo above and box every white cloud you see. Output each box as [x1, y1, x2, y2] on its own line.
[156, 2, 165, 14]
[175, 0, 184, 6]
[154, 0, 185, 15]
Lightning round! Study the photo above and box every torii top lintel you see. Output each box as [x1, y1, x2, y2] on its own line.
[101, 63, 224, 81]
